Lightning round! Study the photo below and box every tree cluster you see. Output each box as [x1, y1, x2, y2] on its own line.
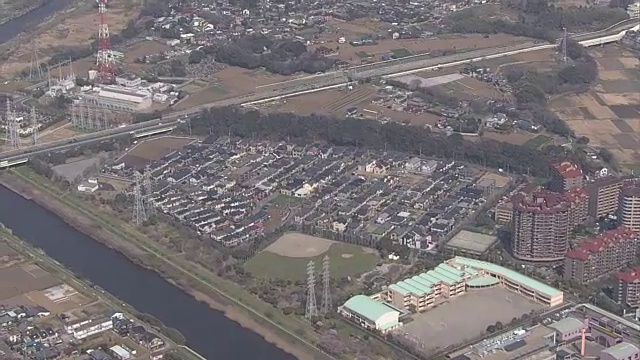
[185, 106, 560, 177]
[501, 40, 597, 137]
[198, 35, 335, 75]
[448, 0, 628, 41]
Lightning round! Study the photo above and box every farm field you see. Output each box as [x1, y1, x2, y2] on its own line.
[244, 233, 379, 281]
[551, 45, 640, 168]
[118, 136, 196, 170]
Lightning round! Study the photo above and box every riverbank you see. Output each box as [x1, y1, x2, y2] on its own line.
[0, 1, 46, 27]
[0, 224, 203, 360]
[0, 169, 328, 360]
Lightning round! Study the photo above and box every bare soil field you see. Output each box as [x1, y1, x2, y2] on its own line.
[436, 76, 508, 100]
[118, 136, 196, 169]
[0, 264, 59, 301]
[173, 84, 229, 111]
[481, 130, 536, 145]
[215, 67, 293, 95]
[551, 45, 640, 167]
[311, 34, 530, 64]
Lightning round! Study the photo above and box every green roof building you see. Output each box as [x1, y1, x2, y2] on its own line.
[339, 295, 401, 333]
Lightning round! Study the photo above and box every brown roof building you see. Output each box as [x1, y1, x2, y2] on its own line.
[511, 189, 587, 262]
[564, 228, 638, 284]
[586, 176, 624, 219]
[550, 162, 583, 193]
[613, 267, 640, 308]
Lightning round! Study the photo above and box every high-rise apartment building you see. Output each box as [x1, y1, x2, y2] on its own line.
[619, 182, 640, 232]
[586, 176, 624, 219]
[550, 162, 583, 193]
[564, 228, 638, 284]
[511, 190, 586, 261]
[613, 267, 640, 307]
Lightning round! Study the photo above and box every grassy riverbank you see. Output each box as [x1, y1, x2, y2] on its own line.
[3, 167, 333, 360]
[0, 226, 203, 360]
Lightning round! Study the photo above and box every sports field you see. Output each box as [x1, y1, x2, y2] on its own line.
[244, 233, 378, 281]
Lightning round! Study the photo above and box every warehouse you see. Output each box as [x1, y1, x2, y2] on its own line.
[84, 85, 152, 112]
[338, 295, 401, 333]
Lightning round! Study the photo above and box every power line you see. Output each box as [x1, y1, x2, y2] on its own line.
[133, 172, 147, 226]
[321, 255, 332, 314]
[305, 260, 318, 320]
[143, 167, 155, 216]
[5, 98, 20, 149]
[30, 107, 38, 145]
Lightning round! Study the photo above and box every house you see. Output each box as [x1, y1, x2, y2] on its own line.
[332, 218, 348, 233]
[421, 160, 439, 175]
[26, 306, 50, 318]
[78, 181, 99, 193]
[405, 157, 422, 171]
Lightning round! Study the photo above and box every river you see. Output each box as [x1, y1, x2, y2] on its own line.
[0, 185, 295, 360]
[0, 0, 71, 44]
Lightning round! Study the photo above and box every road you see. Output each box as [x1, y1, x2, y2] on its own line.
[0, 23, 637, 165]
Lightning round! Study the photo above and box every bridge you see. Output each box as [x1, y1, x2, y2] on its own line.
[0, 23, 637, 168]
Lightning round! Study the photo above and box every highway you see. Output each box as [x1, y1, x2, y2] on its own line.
[1, 22, 637, 166]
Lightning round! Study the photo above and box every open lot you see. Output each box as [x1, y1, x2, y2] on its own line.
[311, 34, 531, 64]
[244, 233, 378, 281]
[118, 136, 196, 170]
[0, 264, 59, 301]
[551, 45, 640, 167]
[403, 287, 545, 350]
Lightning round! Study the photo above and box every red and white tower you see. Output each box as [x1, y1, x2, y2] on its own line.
[96, 0, 115, 83]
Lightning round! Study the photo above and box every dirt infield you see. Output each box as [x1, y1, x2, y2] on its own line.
[265, 233, 335, 258]
[119, 136, 196, 170]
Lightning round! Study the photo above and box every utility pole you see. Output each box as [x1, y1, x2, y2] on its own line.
[29, 41, 44, 81]
[562, 27, 568, 64]
[5, 98, 20, 149]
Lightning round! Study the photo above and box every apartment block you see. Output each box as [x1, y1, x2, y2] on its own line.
[619, 182, 640, 231]
[511, 190, 585, 261]
[587, 176, 624, 219]
[564, 228, 638, 284]
[613, 267, 640, 308]
[550, 162, 583, 193]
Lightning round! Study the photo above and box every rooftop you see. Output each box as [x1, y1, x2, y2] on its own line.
[554, 161, 582, 179]
[548, 317, 585, 334]
[615, 266, 640, 283]
[449, 256, 563, 299]
[511, 190, 571, 214]
[601, 342, 640, 360]
[342, 295, 399, 322]
[565, 228, 637, 261]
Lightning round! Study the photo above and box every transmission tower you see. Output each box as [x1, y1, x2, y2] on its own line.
[29, 42, 44, 81]
[305, 261, 318, 320]
[562, 27, 568, 64]
[321, 255, 332, 314]
[96, 0, 116, 83]
[30, 107, 39, 145]
[133, 172, 147, 225]
[143, 167, 155, 216]
[5, 99, 20, 149]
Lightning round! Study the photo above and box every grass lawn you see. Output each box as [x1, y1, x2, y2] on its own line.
[271, 194, 304, 208]
[244, 242, 378, 281]
[523, 134, 551, 149]
[391, 48, 412, 58]
[355, 51, 371, 59]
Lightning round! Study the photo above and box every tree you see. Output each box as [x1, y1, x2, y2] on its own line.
[486, 324, 497, 333]
[188, 50, 205, 64]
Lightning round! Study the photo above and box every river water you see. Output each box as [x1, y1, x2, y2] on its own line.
[0, 186, 295, 360]
[0, 0, 71, 44]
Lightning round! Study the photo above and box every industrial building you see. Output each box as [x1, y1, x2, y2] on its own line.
[619, 182, 640, 231]
[511, 190, 586, 261]
[337, 295, 401, 333]
[586, 176, 624, 218]
[83, 85, 152, 112]
[549, 161, 583, 193]
[340, 257, 563, 333]
[564, 228, 638, 284]
[614, 267, 640, 308]
[601, 342, 640, 360]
